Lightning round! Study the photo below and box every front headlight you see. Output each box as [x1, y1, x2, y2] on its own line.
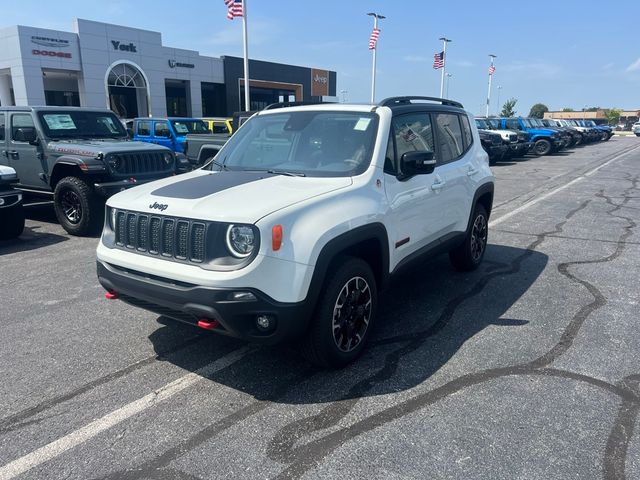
[226, 224, 255, 258]
[163, 152, 174, 166]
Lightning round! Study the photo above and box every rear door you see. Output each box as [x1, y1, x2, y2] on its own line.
[432, 111, 476, 235]
[8, 112, 43, 188]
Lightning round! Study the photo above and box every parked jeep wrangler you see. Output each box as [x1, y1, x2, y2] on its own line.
[97, 97, 495, 367]
[0, 165, 24, 240]
[0, 107, 179, 236]
[499, 117, 564, 156]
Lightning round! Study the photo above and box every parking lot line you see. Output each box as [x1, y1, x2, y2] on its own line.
[0, 346, 251, 480]
[489, 142, 640, 227]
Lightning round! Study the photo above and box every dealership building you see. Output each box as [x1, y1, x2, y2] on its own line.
[0, 18, 337, 118]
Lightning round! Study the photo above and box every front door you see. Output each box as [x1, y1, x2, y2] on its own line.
[384, 112, 447, 270]
[8, 113, 44, 189]
[153, 121, 174, 150]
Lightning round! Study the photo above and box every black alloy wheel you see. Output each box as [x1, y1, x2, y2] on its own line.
[60, 189, 83, 224]
[331, 276, 372, 353]
[534, 138, 552, 156]
[449, 204, 489, 272]
[301, 257, 378, 368]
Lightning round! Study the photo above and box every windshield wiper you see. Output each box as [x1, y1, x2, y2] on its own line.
[267, 170, 306, 177]
[208, 158, 229, 171]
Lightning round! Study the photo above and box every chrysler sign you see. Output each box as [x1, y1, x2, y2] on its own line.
[31, 36, 70, 48]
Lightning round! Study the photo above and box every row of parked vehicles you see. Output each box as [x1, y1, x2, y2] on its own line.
[474, 116, 614, 164]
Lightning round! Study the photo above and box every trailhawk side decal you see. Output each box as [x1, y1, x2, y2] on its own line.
[150, 171, 275, 199]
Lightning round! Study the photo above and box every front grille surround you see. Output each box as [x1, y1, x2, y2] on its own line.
[106, 208, 260, 271]
[106, 151, 172, 175]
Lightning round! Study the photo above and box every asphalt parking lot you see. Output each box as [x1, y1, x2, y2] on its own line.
[1, 137, 640, 480]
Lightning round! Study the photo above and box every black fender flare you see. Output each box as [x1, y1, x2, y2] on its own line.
[302, 222, 390, 318]
[465, 181, 495, 233]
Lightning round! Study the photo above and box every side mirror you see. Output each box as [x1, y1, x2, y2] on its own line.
[15, 127, 38, 144]
[399, 151, 436, 179]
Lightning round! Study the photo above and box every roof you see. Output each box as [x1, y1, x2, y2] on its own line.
[0, 106, 114, 113]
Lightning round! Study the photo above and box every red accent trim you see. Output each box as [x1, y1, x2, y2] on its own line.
[105, 291, 119, 300]
[197, 319, 220, 330]
[395, 237, 410, 248]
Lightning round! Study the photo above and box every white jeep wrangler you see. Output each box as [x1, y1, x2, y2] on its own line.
[97, 97, 495, 367]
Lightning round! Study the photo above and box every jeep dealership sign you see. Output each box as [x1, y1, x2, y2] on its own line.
[311, 68, 329, 97]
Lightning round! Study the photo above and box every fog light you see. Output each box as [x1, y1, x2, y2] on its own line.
[256, 314, 274, 332]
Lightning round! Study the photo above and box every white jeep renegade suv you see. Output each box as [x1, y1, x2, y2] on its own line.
[97, 97, 495, 367]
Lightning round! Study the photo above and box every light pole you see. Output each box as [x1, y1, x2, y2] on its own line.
[439, 37, 452, 98]
[445, 73, 453, 99]
[496, 86, 502, 116]
[340, 89, 348, 103]
[368, 12, 385, 103]
[485, 54, 496, 117]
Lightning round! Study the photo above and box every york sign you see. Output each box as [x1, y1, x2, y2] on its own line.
[111, 41, 137, 53]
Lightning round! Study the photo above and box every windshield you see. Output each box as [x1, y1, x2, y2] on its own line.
[170, 119, 210, 135]
[207, 111, 379, 177]
[523, 119, 535, 128]
[475, 119, 489, 129]
[486, 118, 501, 129]
[505, 119, 521, 130]
[38, 111, 127, 139]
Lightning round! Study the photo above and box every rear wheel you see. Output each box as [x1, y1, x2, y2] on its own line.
[533, 138, 552, 156]
[53, 176, 103, 236]
[301, 257, 377, 368]
[449, 204, 488, 272]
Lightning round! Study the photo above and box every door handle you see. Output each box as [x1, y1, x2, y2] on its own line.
[7, 150, 18, 159]
[431, 179, 446, 191]
[467, 167, 479, 176]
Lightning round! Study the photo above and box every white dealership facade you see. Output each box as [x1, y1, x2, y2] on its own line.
[0, 18, 336, 118]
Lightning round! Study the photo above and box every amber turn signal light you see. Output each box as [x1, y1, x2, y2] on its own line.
[272, 225, 283, 251]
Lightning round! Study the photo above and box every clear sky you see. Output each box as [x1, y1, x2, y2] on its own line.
[3, 0, 640, 115]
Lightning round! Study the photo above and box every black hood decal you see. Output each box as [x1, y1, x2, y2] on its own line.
[151, 171, 275, 199]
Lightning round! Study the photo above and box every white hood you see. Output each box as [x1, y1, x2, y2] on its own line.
[106, 169, 353, 223]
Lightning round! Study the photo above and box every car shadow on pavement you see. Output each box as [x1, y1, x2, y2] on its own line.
[147, 243, 548, 404]
[0, 224, 68, 255]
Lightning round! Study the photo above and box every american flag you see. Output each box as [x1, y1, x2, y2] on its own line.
[368, 27, 381, 50]
[433, 51, 444, 69]
[401, 127, 417, 142]
[224, 0, 243, 20]
[488, 64, 496, 75]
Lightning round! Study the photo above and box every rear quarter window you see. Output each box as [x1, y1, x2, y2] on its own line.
[137, 121, 151, 136]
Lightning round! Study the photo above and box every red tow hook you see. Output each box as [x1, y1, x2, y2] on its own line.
[105, 291, 119, 300]
[197, 319, 220, 330]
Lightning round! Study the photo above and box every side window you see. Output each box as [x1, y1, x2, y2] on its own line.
[460, 114, 473, 150]
[0, 114, 5, 141]
[434, 113, 464, 163]
[154, 122, 170, 138]
[388, 113, 435, 175]
[137, 121, 151, 136]
[212, 122, 229, 134]
[11, 114, 35, 142]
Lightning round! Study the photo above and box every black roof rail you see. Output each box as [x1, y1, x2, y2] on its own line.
[378, 96, 464, 109]
[262, 100, 336, 111]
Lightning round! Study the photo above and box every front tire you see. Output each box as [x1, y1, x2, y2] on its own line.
[0, 204, 25, 240]
[53, 176, 103, 236]
[301, 257, 377, 368]
[533, 138, 552, 156]
[449, 204, 489, 272]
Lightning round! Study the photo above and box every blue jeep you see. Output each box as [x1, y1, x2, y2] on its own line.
[500, 117, 564, 156]
[131, 117, 210, 154]
[582, 120, 613, 141]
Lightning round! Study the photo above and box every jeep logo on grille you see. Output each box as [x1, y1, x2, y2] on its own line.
[149, 202, 168, 211]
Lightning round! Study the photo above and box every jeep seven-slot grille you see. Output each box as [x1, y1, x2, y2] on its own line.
[114, 210, 206, 263]
[108, 152, 169, 175]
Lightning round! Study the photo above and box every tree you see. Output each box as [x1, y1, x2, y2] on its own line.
[604, 108, 622, 126]
[584, 106, 600, 112]
[561, 107, 574, 112]
[500, 98, 518, 117]
[529, 103, 549, 118]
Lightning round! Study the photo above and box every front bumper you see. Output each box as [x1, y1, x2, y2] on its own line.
[96, 260, 311, 344]
[488, 144, 508, 159]
[94, 175, 174, 196]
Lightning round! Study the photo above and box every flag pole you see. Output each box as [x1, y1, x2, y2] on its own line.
[485, 54, 496, 117]
[242, 0, 250, 111]
[439, 37, 451, 98]
[367, 12, 384, 103]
